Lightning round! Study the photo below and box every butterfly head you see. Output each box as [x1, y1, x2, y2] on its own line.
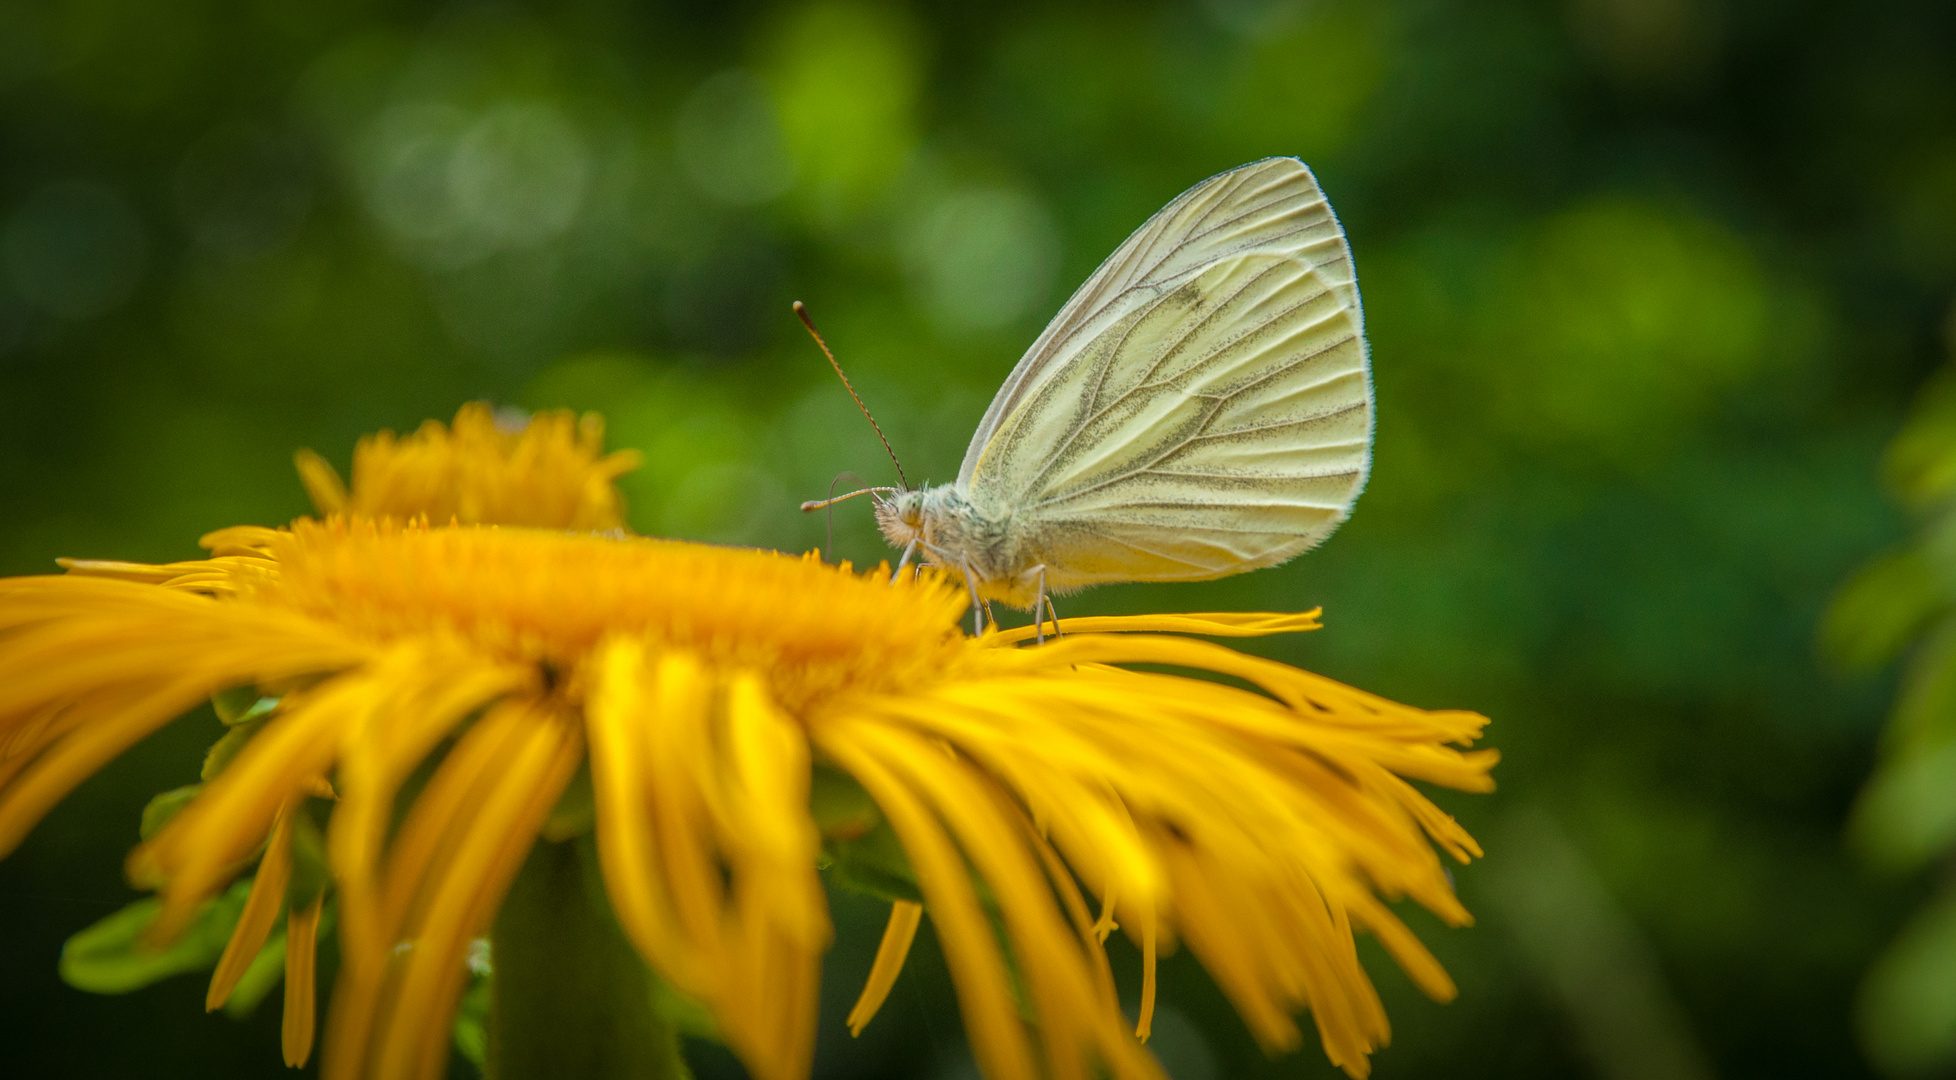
[874, 489, 928, 550]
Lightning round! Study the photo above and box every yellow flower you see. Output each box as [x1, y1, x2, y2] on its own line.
[0, 407, 1495, 1080]
[294, 401, 642, 530]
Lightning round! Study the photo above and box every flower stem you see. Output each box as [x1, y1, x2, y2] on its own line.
[490, 835, 692, 1080]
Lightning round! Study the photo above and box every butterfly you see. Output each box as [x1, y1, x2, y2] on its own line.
[805, 157, 1371, 634]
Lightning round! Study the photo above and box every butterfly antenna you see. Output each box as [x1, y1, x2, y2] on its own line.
[794, 301, 910, 491]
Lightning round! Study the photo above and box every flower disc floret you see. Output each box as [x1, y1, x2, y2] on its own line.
[216, 519, 974, 711]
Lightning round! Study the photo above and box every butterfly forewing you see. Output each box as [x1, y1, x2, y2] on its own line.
[954, 157, 1372, 592]
[957, 157, 1360, 487]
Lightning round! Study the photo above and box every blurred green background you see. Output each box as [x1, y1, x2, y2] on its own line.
[2, 0, 1953, 1077]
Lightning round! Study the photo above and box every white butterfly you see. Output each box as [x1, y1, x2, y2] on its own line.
[816, 158, 1372, 628]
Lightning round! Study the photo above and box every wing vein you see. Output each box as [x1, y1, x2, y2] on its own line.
[1185, 401, 1368, 443]
[1056, 503, 1358, 524]
[1026, 260, 1328, 490]
[1026, 329, 1362, 511]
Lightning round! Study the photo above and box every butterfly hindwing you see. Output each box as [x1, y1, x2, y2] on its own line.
[967, 255, 1369, 589]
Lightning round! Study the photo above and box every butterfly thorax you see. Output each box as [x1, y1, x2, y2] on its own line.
[875, 486, 1043, 608]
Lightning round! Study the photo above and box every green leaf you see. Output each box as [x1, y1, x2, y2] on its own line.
[211, 687, 280, 726]
[541, 764, 595, 842]
[220, 901, 335, 1019]
[1887, 369, 1956, 508]
[60, 880, 252, 994]
[201, 716, 267, 781]
[1926, 513, 1956, 598]
[824, 818, 922, 904]
[1822, 549, 1949, 673]
[453, 972, 492, 1070]
[809, 764, 880, 841]
[650, 976, 720, 1041]
[1861, 885, 1956, 1074]
[287, 809, 331, 910]
[222, 930, 287, 1018]
[1854, 739, 1956, 872]
[1891, 625, 1956, 756]
[139, 785, 202, 840]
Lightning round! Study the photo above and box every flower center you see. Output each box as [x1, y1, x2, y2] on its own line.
[240, 519, 972, 711]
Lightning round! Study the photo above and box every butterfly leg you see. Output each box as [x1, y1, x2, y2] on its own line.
[1035, 574, 1062, 646]
[890, 539, 918, 584]
[908, 539, 987, 634]
[958, 554, 987, 636]
[1034, 566, 1049, 645]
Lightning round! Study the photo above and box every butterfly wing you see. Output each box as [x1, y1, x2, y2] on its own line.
[962, 159, 1370, 590]
[957, 157, 1360, 486]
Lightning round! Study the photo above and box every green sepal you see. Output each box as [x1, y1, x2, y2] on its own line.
[223, 929, 287, 1018]
[823, 818, 923, 904]
[541, 764, 595, 842]
[59, 879, 253, 994]
[221, 901, 336, 1018]
[139, 785, 202, 840]
[651, 975, 720, 1041]
[454, 969, 493, 1069]
[202, 716, 268, 781]
[809, 764, 880, 841]
[212, 687, 280, 726]
[287, 807, 332, 910]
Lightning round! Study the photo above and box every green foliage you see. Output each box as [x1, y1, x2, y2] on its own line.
[59, 880, 251, 995]
[137, 784, 201, 840]
[813, 761, 924, 903]
[766, 2, 922, 212]
[1832, 352, 1956, 1072]
[541, 764, 597, 842]
[200, 715, 269, 781]
[1825, 550, 1943, 675]
[58, 868, 332, 1020]
[824, 819, 924, 906]
[285, 807, 331, 910]
[220, 902, 339, 1020]
[1851, 737, 1956, 872]
[453, 963, 492, 1070]
[210, 688, 279, 726]
[808, 762, 882, 841]
[1495, 200, 1775, 455]
[220, 927, 291, 1020]
[1860, 891, 1956, 1075]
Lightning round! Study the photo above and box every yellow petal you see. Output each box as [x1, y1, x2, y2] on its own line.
[988, 608, 1322, 645]
[207, 804, 296, 1009]
[283, 893, 325, 1067]
[846, 900, 923, 1036]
